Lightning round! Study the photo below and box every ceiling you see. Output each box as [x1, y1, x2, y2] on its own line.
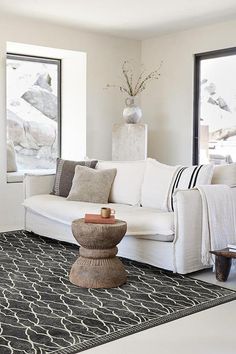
[1, 0, 236, 39]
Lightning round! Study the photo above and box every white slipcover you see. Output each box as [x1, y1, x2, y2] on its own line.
[23, 194, 174, 240]
[96, 160, 146, 206]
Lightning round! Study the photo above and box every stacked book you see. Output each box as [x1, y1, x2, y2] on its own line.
[228, 244, 236, 252]
[84, 214, 115, 224]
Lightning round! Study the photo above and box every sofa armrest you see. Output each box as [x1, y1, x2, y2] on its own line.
[24, 174, 55, 199]
[231, 185, 236, 193]
[173, 188, 204, 274]
[173, 185, 236, 274]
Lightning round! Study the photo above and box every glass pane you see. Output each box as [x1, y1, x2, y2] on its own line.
[199, 55, 236, 164]
[7, 56, 60, 170]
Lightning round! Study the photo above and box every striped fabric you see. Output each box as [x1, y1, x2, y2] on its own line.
[52, 158, 98, 197]
[168, 164, 214, 211]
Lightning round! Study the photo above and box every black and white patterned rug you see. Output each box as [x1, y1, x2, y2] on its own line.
[0, 230, 235, 354]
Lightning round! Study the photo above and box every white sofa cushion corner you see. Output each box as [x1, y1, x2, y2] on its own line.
[96, 160, 146, 206]
[141, 158, 179, 211]
[168, 163, 214, 211]
[212, 163, 236, 186]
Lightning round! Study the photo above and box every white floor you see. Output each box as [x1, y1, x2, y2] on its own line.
[83, 268, 236, 354]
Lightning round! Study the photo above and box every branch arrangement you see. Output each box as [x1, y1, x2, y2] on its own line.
[105, 60, 162, 97]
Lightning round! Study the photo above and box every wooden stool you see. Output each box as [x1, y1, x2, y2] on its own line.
[210, 248, 236, 282]
[69, 218, 127, 288]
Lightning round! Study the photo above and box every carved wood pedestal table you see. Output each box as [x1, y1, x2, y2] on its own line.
[69, 218, 127, 288]
[210, 248, 236, 282]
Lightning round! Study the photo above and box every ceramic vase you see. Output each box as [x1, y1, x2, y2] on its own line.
[123, 97, 142, 124]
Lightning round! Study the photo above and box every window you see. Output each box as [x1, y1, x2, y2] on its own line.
[193, 48, 236, 165]
[6, 54, 61, 170]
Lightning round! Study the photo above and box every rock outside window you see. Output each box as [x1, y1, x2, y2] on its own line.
[6, 53, 61, 170]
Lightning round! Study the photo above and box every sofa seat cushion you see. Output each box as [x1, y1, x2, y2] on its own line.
[23, 194, 174, 241]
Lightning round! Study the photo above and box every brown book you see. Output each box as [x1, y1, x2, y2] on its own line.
[84, 214, 115, 224]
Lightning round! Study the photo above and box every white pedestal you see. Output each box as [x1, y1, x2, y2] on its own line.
[112, 123, 147, 161]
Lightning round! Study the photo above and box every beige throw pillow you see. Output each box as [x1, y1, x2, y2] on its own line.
[67, 165, 117, 203]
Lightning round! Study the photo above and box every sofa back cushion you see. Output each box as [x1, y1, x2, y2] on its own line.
[168, 164, 214, 210]
[141, 159, 214, 211]
[96, 160, 146, 206]
[141, 158, 179, 211]
[211, 163, 236, 186]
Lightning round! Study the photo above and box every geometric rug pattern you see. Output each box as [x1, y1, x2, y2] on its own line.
[0, 230, 235, 354]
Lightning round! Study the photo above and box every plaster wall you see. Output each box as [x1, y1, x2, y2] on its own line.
[0, 14, 140, 230]
[141, 19, 236, 164]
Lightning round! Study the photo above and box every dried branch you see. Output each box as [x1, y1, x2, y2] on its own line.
[133, 70, 160, 96]
[122, 61, 133, 96]
[105, 60, 162, 97]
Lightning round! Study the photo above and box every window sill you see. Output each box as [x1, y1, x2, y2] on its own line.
[7, 169, 56, 183]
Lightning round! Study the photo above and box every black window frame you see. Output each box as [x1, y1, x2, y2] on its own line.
[193, 46, 236, 164]
[6, 52, 62, 160]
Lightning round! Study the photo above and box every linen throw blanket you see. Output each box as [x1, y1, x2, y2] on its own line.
[197, 185, 236, 265]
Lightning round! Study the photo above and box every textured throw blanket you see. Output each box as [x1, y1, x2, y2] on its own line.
[197, 185, 236, 266]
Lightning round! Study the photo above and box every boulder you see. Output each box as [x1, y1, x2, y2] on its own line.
[37, 146, 54, 159]
[207, 96, 231, 112]
[216, 97, 231, 112]
[24, 120, 56, 149]
[19, 148, 36, 156]
[22, 86, 57, 120]
[205, 82, 216, 95]
[7, 110, 25, 145]
[34, 73, 52, 92]
[7, 108, 57, 170]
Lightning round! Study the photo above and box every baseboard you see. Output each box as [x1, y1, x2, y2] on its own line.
[0, 225, 23, 232]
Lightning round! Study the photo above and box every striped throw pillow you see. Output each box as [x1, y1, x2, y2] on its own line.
[168, 164, 214, 211]
[52, 158, 98, 197]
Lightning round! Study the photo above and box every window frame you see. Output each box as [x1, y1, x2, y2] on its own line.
[6, 52, 62, 162]
[193, 46, 236, 164]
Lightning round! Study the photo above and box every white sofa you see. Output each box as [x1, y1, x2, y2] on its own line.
[23, 159, 236, 274]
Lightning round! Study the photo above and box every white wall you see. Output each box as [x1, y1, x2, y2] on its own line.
[0, 13, 140, 230]
[3, 13, 236, 231]
[141, 18, 236, 165]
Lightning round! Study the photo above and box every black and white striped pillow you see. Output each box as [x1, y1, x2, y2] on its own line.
[168, 164, 214, 211]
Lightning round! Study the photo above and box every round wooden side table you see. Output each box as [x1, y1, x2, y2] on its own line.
[69, 218, 127, 288]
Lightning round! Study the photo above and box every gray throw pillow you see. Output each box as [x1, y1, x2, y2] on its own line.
[52, 158, 98, 197]
[67, 165, 117, 203]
